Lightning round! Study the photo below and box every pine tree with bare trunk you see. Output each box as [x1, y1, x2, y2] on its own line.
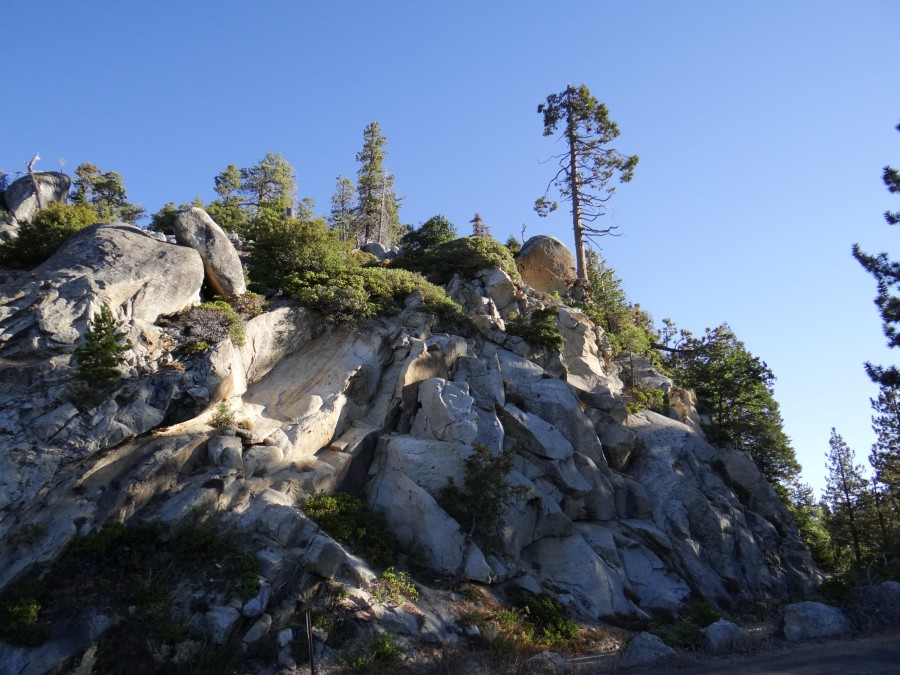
[535, 84, 638, 283]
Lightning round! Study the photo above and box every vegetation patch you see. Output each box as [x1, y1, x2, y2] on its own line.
[180, 300, 245, 350]
[649, 598, 721, 650]
[371, 567, 419, 605]
[73, 303, 130, 396]
[0, 202, 105, 267]
[302, 492, 397, 568]
[0, 518, 258, 658]
[439, 443, 531, 553]
[625, 387, 666, 415]
[506, 306, 564, 352]
[340, 632, 405, 674]
[394, 235, 522, 284]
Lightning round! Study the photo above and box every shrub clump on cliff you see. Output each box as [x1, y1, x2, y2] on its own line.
[394, 236, 522, 284]
[248, 217, 467, 326]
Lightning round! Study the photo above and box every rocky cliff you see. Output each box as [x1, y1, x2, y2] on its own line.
[0, 196, 820, 671]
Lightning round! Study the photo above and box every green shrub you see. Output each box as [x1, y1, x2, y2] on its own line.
[509, 590, 579, 648]
[340, 633, 404, 673]
[372, 567, 419, 605]
[209, 402, 235, 429]
[649, 598, 721, 650]
[248, 216, 350, 291]
[394, 236, 522, 284]
[284, 266, 468, 327]
[506, 306, 564, 352]
[625, 387, 666, 414]
[439, 443, 531, 553]
[0, 580, 50, 646]
[74, 303, 130, 392]
[302, 493, 397, 568]
[0, 202, 103, 267]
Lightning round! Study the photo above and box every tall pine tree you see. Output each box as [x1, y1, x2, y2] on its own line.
[356, 122, 401, 247]
[823, 429, 868, 566]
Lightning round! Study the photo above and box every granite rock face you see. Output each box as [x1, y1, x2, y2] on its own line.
[2, 171, 71, 229]
[173, 206, 247, 296]
[515, 235, 576, 296]
[0, 223, 822, 667]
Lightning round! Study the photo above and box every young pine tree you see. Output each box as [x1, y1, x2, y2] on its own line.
[823, 429, 868, 566]
[74, 304, 129, 392]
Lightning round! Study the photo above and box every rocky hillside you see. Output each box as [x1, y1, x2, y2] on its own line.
[0, 175, 820, 672]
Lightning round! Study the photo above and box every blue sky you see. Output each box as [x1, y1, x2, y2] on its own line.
[5, 1, 899, 495]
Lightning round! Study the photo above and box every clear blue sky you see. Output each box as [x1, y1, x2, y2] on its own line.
[5, 1, 899, 495]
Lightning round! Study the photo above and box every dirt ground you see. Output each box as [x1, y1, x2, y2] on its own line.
[570, 629, 900, 674]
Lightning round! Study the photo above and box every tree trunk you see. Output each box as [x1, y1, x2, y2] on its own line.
[567, 121, 587, 283]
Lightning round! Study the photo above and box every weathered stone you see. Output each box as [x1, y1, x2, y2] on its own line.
[174, 207, 247, 297]
[783, 602, 851, 641]
[621, 631, 675, 668]
[242, 613, 272, 644]
[241, 583, 271, 618]
[515, 235, 575, 296]
[702, 619, 753, 653]
[498, 403, 574, 461]
[208, 435, 244, 471]
[410, 378, 478, 444]
[526, 651, 567, 674]
[189, 605, 242, 645]
[0, 223, 203, 359]
[4, 171, 71, 225]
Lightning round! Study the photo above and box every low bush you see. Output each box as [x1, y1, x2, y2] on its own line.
[340, 633, 405, 674]
[509, 589, 579, 648]
[302, 493, 397, 568]
[625, 387, 666, 415]
[372, 567, 419, 605]
[649, 598, 721, 650]
[284, 266, 467, 327]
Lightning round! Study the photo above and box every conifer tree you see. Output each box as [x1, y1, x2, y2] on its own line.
[470, 212, 491, 238]
[71, 162, 144, 224]
[823, 429, 868, 565]
[74, 303, 129, 392]
[356, 122, 401, 247]
[535, 84, 638, 282]
[329, 175, 358, 243]
[239, 152, 296, 216]
[869, 383, 900, 518]
[853, 119, 900, 385]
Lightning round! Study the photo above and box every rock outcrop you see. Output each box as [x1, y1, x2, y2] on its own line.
[174, 206, 247, 296]
[0, 216, 822, 669]
[2, 171, 71, 231]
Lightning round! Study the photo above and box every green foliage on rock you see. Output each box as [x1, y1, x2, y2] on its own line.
[506, 306, 564, 352]
[74, 304, 130, 392]
[439, 443, 531, 553]
[0, 202, 103, 267]
[649, 598, 721, 650]
[625, 387, 665, 415]
[394, 235, 522, 284]
[508, 589, 579, 648]
[302, 492, 397, 569]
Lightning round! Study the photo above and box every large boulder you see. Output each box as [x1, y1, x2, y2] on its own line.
[620, 631, 675, 668]
[3, 171, 71, 226]
[0, 223, 204, 359]
[173, 207, 247, 297]
[515, 235, 576, 296]
[783, 601, 851, 641]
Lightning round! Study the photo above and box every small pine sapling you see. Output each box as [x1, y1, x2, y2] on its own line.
[74, 304, 129, 393]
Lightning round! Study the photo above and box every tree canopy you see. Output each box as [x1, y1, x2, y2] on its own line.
[356, 121, 402, 247]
